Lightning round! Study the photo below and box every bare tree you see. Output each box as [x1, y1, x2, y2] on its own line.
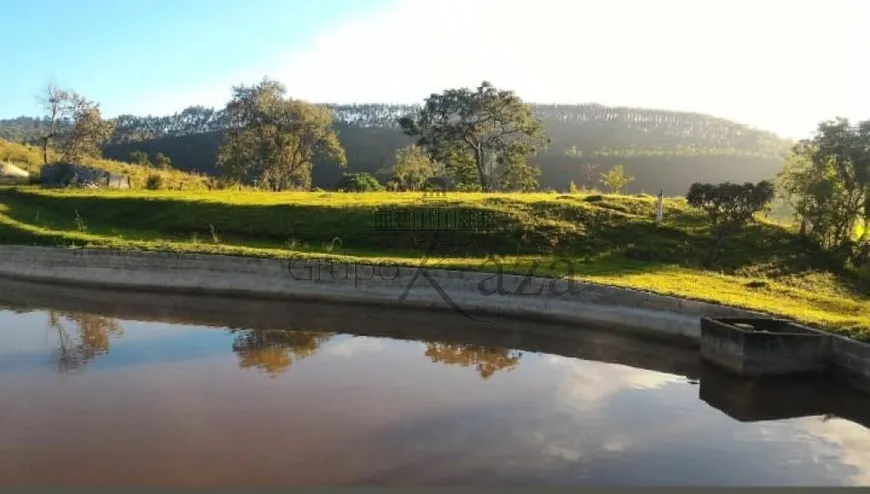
[37, 82, 72, 165]
[582, 163, 598, 190]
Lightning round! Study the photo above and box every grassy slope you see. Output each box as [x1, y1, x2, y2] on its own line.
[0, 187, 867, 340]
[0, 139, 210, 189]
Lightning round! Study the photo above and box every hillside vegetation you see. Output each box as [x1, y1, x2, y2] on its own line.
[1, 80, 863, 340]
[0, 187, 865, 339]
[0, 139, 210, 190]
[0, 103, 792, 195]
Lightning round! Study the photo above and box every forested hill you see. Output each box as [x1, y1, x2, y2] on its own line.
[0, 103, 792, 194]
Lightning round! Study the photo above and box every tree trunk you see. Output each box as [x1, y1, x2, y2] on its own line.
[475, 145, 489, 191]
[706, 228, 727, 267]
[42, 137, 50, 165]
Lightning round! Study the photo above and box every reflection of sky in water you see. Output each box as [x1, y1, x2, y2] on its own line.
[0, 309, 868, 486]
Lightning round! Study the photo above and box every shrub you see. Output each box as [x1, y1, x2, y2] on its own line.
[600, 164, 635, 193]
[146, 174, 163, 190]
[385, 178, 401, 191]
[453, 182, 482, 192]
[686, 180, 775, 265]
[334, 173, 384, 192]
[130, 150, 151, 167]
[568, 181, 579, 194]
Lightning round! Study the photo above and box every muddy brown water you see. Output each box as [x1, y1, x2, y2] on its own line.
[0, 278, 868, 487]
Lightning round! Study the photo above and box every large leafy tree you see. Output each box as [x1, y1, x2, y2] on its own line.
[231, 330, 333, 377]
[59, 96, 114, 163]
[36, 84, 113, 165]
[686, 180, 775, 265]
[399, 81, 549, 191]
[218, 77, 347, 190]
[778, 118, 870, 257]
[423, 342, 522, 380]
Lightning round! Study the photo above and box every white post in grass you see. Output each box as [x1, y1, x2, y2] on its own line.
[656, 189, 664, 225]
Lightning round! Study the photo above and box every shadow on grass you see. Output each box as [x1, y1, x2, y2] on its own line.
[0, 188, 698, 259]
[0, 187, 866, 298]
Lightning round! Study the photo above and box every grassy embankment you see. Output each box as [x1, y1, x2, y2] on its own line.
[0, 185, 867, 340]
[0, 139, 210, 190]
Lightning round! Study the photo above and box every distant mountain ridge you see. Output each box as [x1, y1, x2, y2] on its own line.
[0, 103, 792, 194]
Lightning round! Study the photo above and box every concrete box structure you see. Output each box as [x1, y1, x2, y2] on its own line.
[700, 317, 833, 377]
[40, 163, 131, 189]
[830, 336, 870, 395]
[697, 364, 870, 427]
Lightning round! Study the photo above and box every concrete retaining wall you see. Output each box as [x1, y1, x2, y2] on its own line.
[0, 277, 704, 380]
[0, 245, 765, 345]
[0, 245, 868, 394]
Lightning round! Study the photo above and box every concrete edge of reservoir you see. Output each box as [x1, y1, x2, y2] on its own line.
[1, 244, 868, 393]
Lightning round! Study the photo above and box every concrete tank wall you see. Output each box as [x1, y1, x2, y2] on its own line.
[0, 245, 766, 344]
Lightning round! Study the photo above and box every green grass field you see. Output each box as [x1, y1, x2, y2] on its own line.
[1, 185, 867, 340]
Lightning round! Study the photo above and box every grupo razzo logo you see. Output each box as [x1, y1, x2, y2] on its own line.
[286, 241, 584, 322]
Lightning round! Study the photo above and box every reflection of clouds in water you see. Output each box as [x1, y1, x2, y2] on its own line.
[784, 417, 870, 486]
[0, 311, 58, 355]
[4, 304, 870, 486]
[545, 354, 683, 409]
[353, 352, 685, 481]
[541, 355, 870, 485]
[601, 436, 632, 453]
[498, 355, 687, 476]
[519, 356, 870, 486]
[323, 336, 387, 357]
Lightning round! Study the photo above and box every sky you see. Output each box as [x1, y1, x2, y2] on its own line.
[1, 0, 868, 139]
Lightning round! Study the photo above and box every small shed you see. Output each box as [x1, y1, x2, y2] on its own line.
[40, 163, 131, 189]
